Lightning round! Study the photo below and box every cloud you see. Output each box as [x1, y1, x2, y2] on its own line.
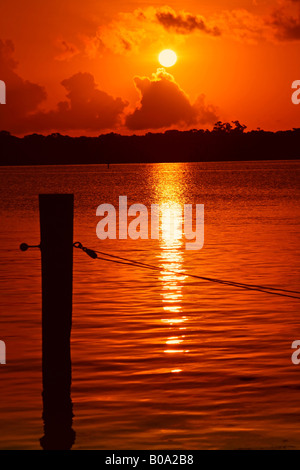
[55, 39, 80, 61]
[0, 39, 47, 131]
[213, 9, 269, 44]
[82, 35, 104, 59]
[155, 9, 221, 36]
[0, 40, 128, 134]
[193, 94, 220, 125]
[125, 68, 218, 130]
[25, 72, 128, 132]
[215, 1, 300, 43]
[92, 7, 221, 57]
[91, 8, 150, 56]
[268, 1, 300, 40]
[91, 3, 300, 55]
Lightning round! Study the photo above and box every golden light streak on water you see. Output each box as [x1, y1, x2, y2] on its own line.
[153, 166, 189, 371]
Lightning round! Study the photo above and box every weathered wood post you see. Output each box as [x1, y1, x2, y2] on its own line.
[39, 194, 75, 449]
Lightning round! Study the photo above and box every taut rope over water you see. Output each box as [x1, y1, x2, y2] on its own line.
[73, 242, 300, 301]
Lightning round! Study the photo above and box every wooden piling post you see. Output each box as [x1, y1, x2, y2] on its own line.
[39, 194, 75, 449]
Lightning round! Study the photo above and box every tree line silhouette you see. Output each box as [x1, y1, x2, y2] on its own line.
[0, 121, 299, 165]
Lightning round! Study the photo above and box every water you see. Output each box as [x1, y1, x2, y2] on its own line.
[0, 160, 300, 449]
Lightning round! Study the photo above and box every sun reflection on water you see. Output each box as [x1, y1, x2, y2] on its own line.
[152, 167, 189, 371]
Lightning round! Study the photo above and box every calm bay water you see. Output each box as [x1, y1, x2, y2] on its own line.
[0, 160, 300, 449]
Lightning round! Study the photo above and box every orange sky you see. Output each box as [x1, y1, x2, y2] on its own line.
[0, 0, 299, 135]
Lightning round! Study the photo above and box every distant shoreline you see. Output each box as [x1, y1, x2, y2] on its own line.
[1, 157, 300, 168]
[1, 126, 300, 166]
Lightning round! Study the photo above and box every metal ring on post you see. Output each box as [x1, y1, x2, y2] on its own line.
[20, 243, 41, 251]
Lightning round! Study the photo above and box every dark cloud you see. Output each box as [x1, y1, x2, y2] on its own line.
[0, 40, 128, 134]
[270, 6, 300, 40]
[193, 94, 220, 125]
[156, 10, 221, 36]
[0, 39, 47, 131]
[26, 72, 128, 132]
[55, 39, 80, 61]
[155, 4, 300, 43]
[1, 39, 217, 135]
[126, 68, 218, 130]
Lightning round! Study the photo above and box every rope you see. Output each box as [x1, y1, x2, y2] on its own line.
[73, 242, 300, 301]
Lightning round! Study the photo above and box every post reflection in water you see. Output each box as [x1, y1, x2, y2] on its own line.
[152, 166, 189, 374]
[40, 378, 76, 450]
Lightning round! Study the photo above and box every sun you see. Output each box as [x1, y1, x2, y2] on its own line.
[158, 49, 177, 67]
